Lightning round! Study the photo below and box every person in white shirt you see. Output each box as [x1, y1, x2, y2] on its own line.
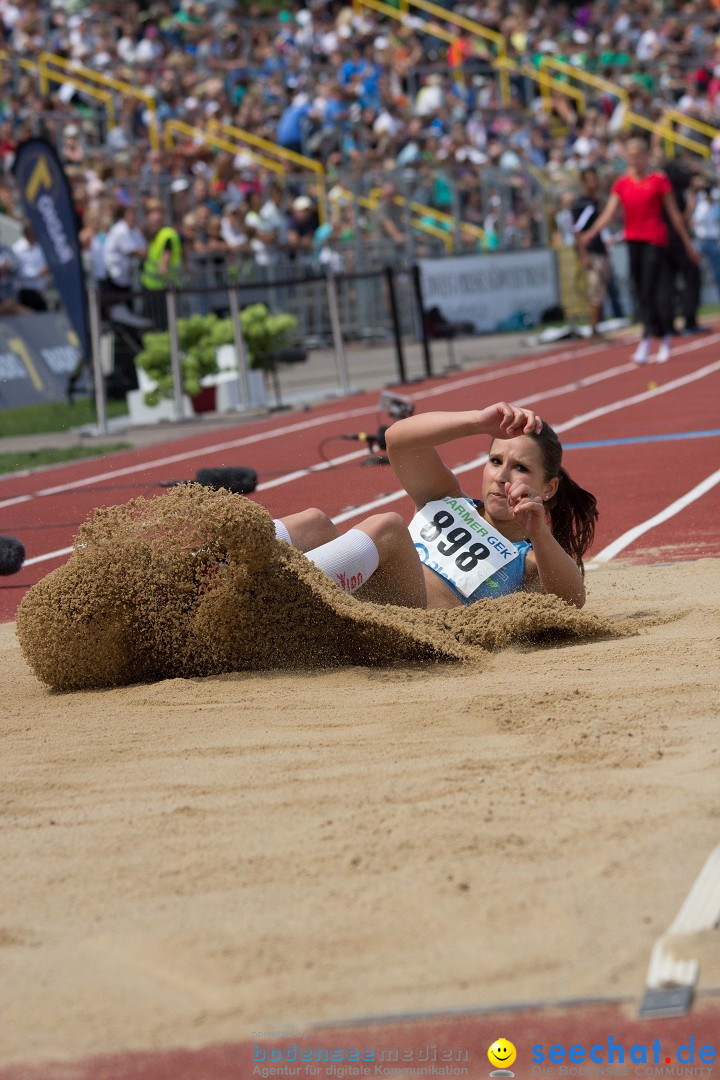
[259, 182, 288, 250]
[12, 224, 48, 310]
[220, 206, 249, 252]
[102, 205, 147, 294]
[692, 184, 720, 294]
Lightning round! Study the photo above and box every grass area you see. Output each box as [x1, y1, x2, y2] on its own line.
[0, 444, 133, 476]
[0, 397, 128, 439]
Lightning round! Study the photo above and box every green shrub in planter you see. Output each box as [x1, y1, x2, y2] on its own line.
[135, 314, 232, 406]
[239, 304, 299, 371]
[135, 307, 300, 406]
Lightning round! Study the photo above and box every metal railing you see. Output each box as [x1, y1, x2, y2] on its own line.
[0, 49, 117, 128]
[394, 0, 511, 103]
[163, 119, 286, 176]
[208, 118, 329, 223]
[37, 51, 160, 150]
[665, 110, 719, 154]
[351, 0, 587, 131]
[537, 56, 712, 159]
[87, 263, 423, 432]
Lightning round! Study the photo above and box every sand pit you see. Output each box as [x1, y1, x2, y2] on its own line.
[15, 486, 612, 691]
[2, 548, 720, 1068]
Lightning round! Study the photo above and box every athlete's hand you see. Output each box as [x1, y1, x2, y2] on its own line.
[505, 480, 549, 538]
[477, 402, 543, 440]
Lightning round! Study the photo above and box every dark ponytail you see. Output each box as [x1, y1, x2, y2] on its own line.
[530, 423, 598, 571]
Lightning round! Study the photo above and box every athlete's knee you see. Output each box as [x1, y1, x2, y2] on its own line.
[302, 507, 336, 543]
[286, 507, 337, 548]
[359, 512, 408, 548]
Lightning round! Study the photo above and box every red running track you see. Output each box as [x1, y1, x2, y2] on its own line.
[1, 999, 718, 1080]
[2, 331, 720, 623]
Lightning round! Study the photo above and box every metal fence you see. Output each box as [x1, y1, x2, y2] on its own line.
[88, 261, 425, 435]
[154, 244, 426, 347]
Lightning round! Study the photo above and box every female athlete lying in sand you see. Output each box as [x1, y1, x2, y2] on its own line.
[272, 402, 598, 610]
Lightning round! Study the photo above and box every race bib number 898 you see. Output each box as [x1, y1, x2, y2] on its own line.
[409, 497, 520, 598]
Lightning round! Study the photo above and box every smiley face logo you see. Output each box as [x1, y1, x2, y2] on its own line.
[488, 1039, 517, 1073]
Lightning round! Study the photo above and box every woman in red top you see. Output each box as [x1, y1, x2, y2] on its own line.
[579, 136, 699, 364]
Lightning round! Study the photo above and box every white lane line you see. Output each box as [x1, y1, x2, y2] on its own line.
[15, 448, 369, 570]
[589, 466, 720, 565]
[23, 545, 74, 567]
[0, 494, 33, 509]
[233, 358, 636, 522]
[410, 342, 606, 400]
[256, 448, 368, 491]
[0, 342, 606, 511]
[332, 356, 720, 525]
[12, 340, 720, 565]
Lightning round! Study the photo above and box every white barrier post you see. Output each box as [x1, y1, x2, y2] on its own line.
[326, 267, 350, 395]
[227, 286, 252, 410]
[165, 288, 185, 421]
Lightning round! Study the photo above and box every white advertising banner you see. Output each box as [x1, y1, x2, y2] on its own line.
[418, 250, 558, 332]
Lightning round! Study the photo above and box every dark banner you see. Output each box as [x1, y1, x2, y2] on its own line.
[12, 138, 91, 364]
[0, 312, 83, 410]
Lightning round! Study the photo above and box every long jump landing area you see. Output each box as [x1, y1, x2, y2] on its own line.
[2, 330, 720, 619]
[1, 1001, 719, 1079]
[1, 332, 719, 1078]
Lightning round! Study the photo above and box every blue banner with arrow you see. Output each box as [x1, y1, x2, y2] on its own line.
[12, 138, 91, 368]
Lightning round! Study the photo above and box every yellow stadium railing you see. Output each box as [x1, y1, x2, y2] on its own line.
[495, 56, 586, 117]
[353, 192, 453, 251]
[626, 112, 710, 159]
[38, 52, 160, 150]
[208, 119, 328, 223]
[539, 56, 628, 109]
[354, 0, 455, 42]
[353, 187, 485, 249]
[0, 50, 117, 128]
[396, 0, 511, 104]
[665, 110, 719, 155]
[353, 0, 586, 128]
[164, 120, 286, 176]
[538, 56, 710, 159]
[0, 48, 39, 76]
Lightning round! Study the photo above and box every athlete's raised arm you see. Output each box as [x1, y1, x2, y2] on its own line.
[385, 403, 542, 510]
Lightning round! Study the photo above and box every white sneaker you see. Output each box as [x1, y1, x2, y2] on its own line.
[654, 342, 670, 364]
[632, 343, 650, 364]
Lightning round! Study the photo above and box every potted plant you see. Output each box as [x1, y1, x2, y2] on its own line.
[238, 303, 305, 407]
[134, 306, 304, 413]
[134, 313, 230, 411]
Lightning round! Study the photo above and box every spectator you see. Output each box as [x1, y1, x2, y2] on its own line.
[374, 182, 407, 251]
[79, 205, 112, 289]
[260, 182, 289, 250]
[0, 238, 19, 310]
[61, 124, 85, 166]
[572, 168, 611, 337]
[277, 93, 311, 155]
[220, 205, 249, 254]
[692, 182, 720, 296]
[11, 223, 48, 311]
[286, 195, 319, 260]
[102, 204, 147, 303]
[140, 201, 183, 330]
[244, 190, 274, 267]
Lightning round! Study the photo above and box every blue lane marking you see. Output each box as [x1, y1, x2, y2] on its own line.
[563, 429, 720, 450]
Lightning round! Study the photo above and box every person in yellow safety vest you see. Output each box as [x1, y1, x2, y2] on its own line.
[141, 201, 183, 330]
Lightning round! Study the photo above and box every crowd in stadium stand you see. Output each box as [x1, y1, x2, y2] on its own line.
[1, 0, 720, 309]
